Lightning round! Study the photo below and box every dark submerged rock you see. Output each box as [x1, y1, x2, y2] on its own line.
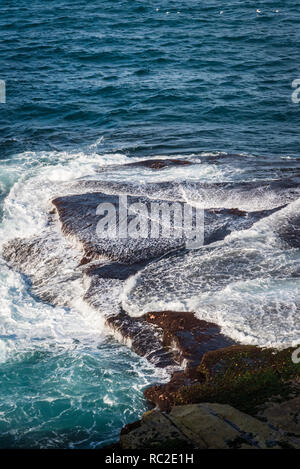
[105, 312, 177, 368]
[116, 158, 193, 170]
[52, 192, 188, 264]
[105, 310, 235, 372]
[51, 188, 284, 266]
[138, 310, 235, 411]
[144, 311, 234, 368]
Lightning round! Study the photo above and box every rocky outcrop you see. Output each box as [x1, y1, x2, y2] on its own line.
[52, 192, 190, 265]
[115, 344, 300, 449]
[145, 344, 300, 413]
[1, 233, 82, 306]
[258, 394, 300, 435]
[112, 158, 193, 170]
[105, 312, 177, 368]
[120, 409, 193, 450]
[135, 311, 234, 410]
[120, 403, 300, 450]
[144, 311, 234, 367]
[51, 189, 285, 265]
[105, 310, 234, 370]
[73, 174, 300, 212]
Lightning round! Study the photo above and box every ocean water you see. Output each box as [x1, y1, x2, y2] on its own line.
[0, 0, 300, 448]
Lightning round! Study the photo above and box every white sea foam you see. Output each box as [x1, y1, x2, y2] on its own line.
[122, 199, 300, 349]
[0, 150, 142, 243]
[1, 150, 299, 355]
[0, 150, 142, 360]
[0, 260, 106, 362]
[181, 181, 300, 212]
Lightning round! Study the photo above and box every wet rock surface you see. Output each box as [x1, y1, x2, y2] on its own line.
[2, 232, 82, 306]
[105, 310, 235, 371]
[52, 191, 190, 264]
[144, 311, 235, 367]
[52, 188, 285, 265]
[140, 311, 236, 410]
[104, 158, 193, 171]
[68, 175, 300, 211]
[105, 312, 177, 368]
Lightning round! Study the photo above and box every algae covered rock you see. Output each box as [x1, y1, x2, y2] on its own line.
[174, 345, 300, 414]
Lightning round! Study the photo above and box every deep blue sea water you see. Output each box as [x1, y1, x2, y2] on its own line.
[1, 0, 300, 160]
[0, 0, 300, 448]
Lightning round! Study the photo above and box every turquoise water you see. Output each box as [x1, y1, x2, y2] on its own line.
[0, 344, 163, 448]
[0, 0, 299, 449]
